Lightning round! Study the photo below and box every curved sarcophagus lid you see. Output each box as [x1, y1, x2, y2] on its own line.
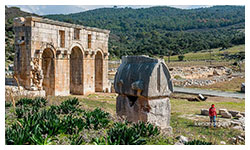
[114, 55, 173, 98]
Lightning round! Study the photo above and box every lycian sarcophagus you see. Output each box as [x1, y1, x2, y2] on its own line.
[114, 55, 173, 129]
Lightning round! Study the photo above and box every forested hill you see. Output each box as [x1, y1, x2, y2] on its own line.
[5, 6, 245, 62]
[45, 6, 245, 58]
[5, 6, 38, 64]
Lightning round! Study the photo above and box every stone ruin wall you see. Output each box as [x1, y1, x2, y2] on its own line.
[14, 16, 110, 96]
[168, 66, 243, 87]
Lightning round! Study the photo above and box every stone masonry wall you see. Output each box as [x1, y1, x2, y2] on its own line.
[14, 16, 110, 96]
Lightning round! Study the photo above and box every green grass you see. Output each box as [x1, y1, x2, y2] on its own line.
[187, 77, 245, 92]
[5, 93, 245, 145]
[170, 113, 243, 145]
[171, 98, 245, 115]
[80, 98, 116, 112]
[165, 44, 245, 62]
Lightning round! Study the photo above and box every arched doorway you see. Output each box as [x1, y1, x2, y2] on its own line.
[95, 51, 103, 92]
[42, 48, 55, 96]
[70, 46, 83, 95]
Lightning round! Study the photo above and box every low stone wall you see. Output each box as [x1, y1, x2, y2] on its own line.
[5, 85, 46, 97]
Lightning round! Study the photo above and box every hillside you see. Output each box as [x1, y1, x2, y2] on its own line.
[5, 6, 38, 65]
[5, 6, 245, 63]
[45, 6, 245, 58]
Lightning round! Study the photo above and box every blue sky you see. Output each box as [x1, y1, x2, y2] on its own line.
[8, 5, 212, 15]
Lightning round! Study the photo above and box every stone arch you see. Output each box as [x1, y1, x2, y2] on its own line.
[40, 43, 56, 57]
[70, 46, 84, 95]
[42, 48, 55, 96]
[69, 42, 84, 55]
[95, 50, 104, 92]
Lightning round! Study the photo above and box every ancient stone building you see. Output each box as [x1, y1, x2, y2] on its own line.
[13, 16, 110, 96]
[114, 56, 173, 129]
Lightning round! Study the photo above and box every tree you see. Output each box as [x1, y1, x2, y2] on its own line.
[178, 55, 185, 61]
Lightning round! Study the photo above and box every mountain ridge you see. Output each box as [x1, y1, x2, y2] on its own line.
[45, 5, 245, 58]
[5, 6, 245, 62]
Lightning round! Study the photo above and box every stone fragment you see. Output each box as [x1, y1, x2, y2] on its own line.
[237, 136, 244, 141]
[219, 109, 228, 115]
[220, 141, 226, 145]
[174, 142, 184, 145]
[230, 121, 241, 126]
[198, 94, 207, 101]
[235, 114, 243, 119]
[240, 112, 245, 117]
[233, 126, 243, 130]
[221, 111, 232, 119]
[177, 135, 189, 143]
[229, 137, 237, 144]
[201, 109, 209, 116]
[241, 83, 245, 93]
[228, 110, 240, 117]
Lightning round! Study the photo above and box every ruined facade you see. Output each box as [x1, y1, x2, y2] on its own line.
[13, 16, 110, 96]
[114, 56, 173, 129]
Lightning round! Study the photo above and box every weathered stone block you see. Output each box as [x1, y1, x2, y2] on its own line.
[228, 110, 240, 117]
[219, 109, 228, 115]
[201, 109, 209, 116]
[116, 95, 171, 129]
[114, 56, 173, 129]
[221, 112, 232, 119]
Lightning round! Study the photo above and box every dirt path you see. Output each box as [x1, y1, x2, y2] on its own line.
[174, 87, 245, 99]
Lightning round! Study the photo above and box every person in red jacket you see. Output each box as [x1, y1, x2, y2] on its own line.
[209, 104, 217, 127]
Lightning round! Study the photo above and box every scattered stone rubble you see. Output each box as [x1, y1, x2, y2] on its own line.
[175, 135, 189, 145]
[5, 85, 46, 97]
[170, 66, 244, 87]
[199, 108, 245, 130]
[170, 66, 232, 79]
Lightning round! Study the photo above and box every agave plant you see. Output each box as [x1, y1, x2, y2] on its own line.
[69, 134, 84, 145]
[57, 98, 81, 114]
[16, 98, 33, 106]
[132, 121, 159, 137]
[83, 108, 110, 130]
[60, 115, 85, 134]
[5, 123, 30, 145]
[32, 97, 47, 108]
[106, 122, 146, 145]
[184, 140, 212, 145]
[5, 101, 12, 107]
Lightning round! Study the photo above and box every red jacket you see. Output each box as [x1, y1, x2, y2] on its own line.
[209, 107, 217, 116]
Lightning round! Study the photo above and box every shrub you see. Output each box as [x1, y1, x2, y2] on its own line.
[57, 98, 82, 114]
[94, 122, 146, 145]
[178, 55, 185, 61]
[84, 108, 110, 129]
[5, 123, 30, 145]
[174, 75, 182, 80]
[32, 97, 47, 108]
[5, 101, 12, 107]
[15, 97, 47, 118]
[69, 134, 85, 145]
[132, 121, 159, 137]
[184, 140, 212, 145]
[15, 106, 30, 118]
[60, 115, 85, 134]
[16, 98, 33, 106]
